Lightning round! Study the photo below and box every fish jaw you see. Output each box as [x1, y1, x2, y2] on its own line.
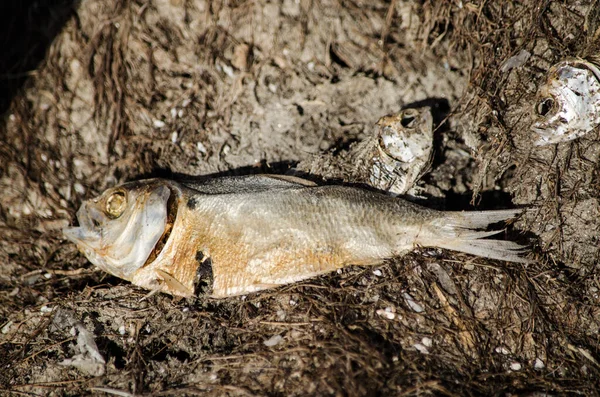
[63, 203, 102, 245]
[532, 59, 600, 145]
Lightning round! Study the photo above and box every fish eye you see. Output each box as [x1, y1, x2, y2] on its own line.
[105, 191, 127, 218]
[536, 97, 554, 117]
[401, 110, 418, 128]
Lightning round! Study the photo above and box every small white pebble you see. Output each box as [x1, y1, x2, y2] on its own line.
[40, 305, 52, 313]
[222, 64, 235, 78]
[276, 310, 286, 321]
[171, 131, 178, 143]
[402, 292, 424, 313]
[153, 119, 166, 128]
[182, 307, 189, 313]
[263, 334, 284, 347]
[376, 308, 396, 320]
[118, 325, 126, 335]
[1, 321, 13, 334]
[495, 346, 510, 355]
[170, 108, 177, 119]
[336, 269, 342, 274]
[181, 98, 192, 107]
[41, 153, 48, 162]
[196, 142, 207, 155]
[289, 299, 297, 306]
[43, 273, 52, 279]
[534, 358, 545, 370]
[414, 343, 429, 354]
[510, 362, 522, 371]
[177, 109, 184, 118]
[74, 183, 85, 195]
[268, 83, 278, 93]
[421, 337, 432, 348]
[372, 269, 383, 277]
[307, 61, 315, 71]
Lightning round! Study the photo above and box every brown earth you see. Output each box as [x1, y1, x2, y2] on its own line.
[1, 0, 600, 395]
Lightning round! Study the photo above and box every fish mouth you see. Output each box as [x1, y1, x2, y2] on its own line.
[142, 186, 179, 266]
[62, 202, 102, 248]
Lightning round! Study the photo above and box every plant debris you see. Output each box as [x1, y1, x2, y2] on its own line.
[1, 0, 600, 395]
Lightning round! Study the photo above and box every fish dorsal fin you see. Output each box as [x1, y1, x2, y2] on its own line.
[180, 174, 316, 195]
[263, 174, 317, 187]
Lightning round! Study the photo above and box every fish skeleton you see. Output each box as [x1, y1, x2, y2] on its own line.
[63, 175, 530, 298]
[297, 107, 433, 195]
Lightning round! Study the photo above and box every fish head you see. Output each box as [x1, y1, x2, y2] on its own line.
[376, 107, 434, 164]
[63, 180, 172, 280]
[532, 59, 600, 145]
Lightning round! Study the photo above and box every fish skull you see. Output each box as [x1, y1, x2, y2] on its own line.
[370, 107, 434, 194]
[63, 180, 171, 280]
[532, 59, 600, 145]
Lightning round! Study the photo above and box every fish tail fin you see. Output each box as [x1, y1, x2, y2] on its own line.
[419, 209, 531, 264]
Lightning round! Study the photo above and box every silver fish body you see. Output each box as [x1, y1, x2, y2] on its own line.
[63, 175, 529, 298]
[532, 59, 600, 145]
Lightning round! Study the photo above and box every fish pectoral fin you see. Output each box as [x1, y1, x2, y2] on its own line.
[155, 269, 194, 297]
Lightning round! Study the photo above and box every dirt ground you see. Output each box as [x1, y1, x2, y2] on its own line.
[1, 0, 600, 395]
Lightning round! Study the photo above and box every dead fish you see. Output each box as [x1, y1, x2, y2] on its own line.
[297, 107, 433, 195]
[370, 107, 433, 194]
[63, 175, 530, 298]
[532, 59, 600, 145]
